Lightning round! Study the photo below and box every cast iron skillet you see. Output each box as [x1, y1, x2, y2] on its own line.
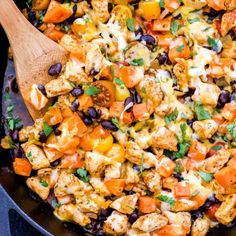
[0, 1, 236, 236]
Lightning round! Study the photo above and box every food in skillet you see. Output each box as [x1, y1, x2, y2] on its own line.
[1, 0, 236, 235]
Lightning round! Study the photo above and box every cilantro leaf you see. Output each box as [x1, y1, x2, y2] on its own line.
[156, 195, 175, 206]
[76, 168, 89, 182]
[85, 86, 101, 96]
[187, 18, 200, 24]
[27, 151, 33, 162]
[175, 142, 190, 159]
[180, 123, 188, 142]
[170, 20, 178, 36]
[126, 18, 135, 32]
[111, 117, 123, 132]
[227, 123, 236, 140]
[174, 161, 181, 173]
[114, 78, 124, 86]
[203, 26, 211, 32]
[176, 44, 185, 53]
[197, 171, 213, 183]
[195, 101, 211, 120]
[191, 191, 200, 197]
[40, 180, 48, 187]
[159, 0, 165, 8]
[207, 36, 220, 52]
[43, 121, 53, 136]
[164, 109, 178, 125]
[139, 153, 144, 176]
[145, 189, 153, 196]
[211, 145, 222, 151]
[129, 58, 144, 66]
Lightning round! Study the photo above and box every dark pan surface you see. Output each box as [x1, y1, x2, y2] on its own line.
[0, 2, 236, 236]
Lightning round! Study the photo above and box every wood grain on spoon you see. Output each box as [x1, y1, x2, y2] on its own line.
[0, 0, 68, 120]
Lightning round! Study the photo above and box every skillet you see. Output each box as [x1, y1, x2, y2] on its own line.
[0, 1, 236, 236]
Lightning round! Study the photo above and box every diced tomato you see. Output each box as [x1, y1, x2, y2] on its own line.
[152, 17, 172, 32]
[60, 153, 84, 169]
[174, 182, 191, 198]
[162, 176, 178, 190]
[104, 179, 125, 196]
[151, 224, 187, 236]
[188, 140, 207, 161]
[206, 203, 221, 220]
[164, 0, 180, 12]
[214, 166, 236, 188]
[139, 196, 156, 213]
[132, 103, 149, 121]
[207, 0, 225, 11]
[13, 158, 32, 177]
[157, 33, 175, 49]
[78, 94, 94, 111]
[44, 26, 65, 42]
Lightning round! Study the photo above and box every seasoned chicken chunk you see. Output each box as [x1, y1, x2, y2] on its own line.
[91, 0, 110, 23]
[191, 218, 210, 236]
[151, 127, 178, 151]
[105, 162, 122, 180]
[200, 149, 231, 173]
[76, 194, 100, 213]
[129, 128, 152, 150]
[90, 177, 110, 196]
[26, 176, 50, 200]
[19, 126, 35, 142]
[126, 228, 149, 236]
[54, 204, 91, 227]
[172, 199, 198, 212]
[21, 143, 50, 170]
[215, 194, 236, 225]
[192, 119, 218, 139]
[121, 162, 140, 185]
[103, 211, 128, 235]
[142, 169, 162, 193]
[110, 194, 138, 214]
[132, 213, 168, 232]
[164, 211, 191, 234]
[45, 77, 73, 98]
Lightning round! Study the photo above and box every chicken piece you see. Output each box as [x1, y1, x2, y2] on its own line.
[164, 211, 191, 234]
[54, 204, 91, 227]
[110, 194, 138, 214]
[129, 128, 152, 150]
[91, 0, 110, 23]
[221, 10, 236, 37]
[76, 194, 100, 213]
[142, 169, 162, 193]
[26, 176, 50, 200]
[54, 171, 92, 197]
[38, 168, 59, 188]
[59, 34, 80, 52]
[192, 120, 218, 139]
[132, 213, 168, 232]
[192, 82, 221, 106]
[85, 152, 109, 177]
[222, 41, 236, 59]
[19, 126, 34, 142]
[45, 77, 73, 97]
[64, 60, 91, 84]
[113, 130, 128, 146]
[215, 194, 236, 225]
[151, 127, 178, 151]
[172, 199, 198, 212]
[103, 211, 128, 235]
[137, 75, 163, 113]
[121, 162, 140, 185]
[126, 228, 149, 236]
[21, 143, 50, 170]
[90, 177, 111, 196]
[200, 149, 230, 173]
[125, 141, 157, 168]
[105, 162, 122, 180]
[191, 218, 210, 236]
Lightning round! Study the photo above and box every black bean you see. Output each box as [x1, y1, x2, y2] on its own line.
[38, 131, 47, 143]
[129, 212, 138, 224]
[230, 93, 235, 102]
[173, 173, 184, 182]
[90, 68, 100, 76]
[133, 164, 140, 172]
[83, 115, 93, 125]
[10, 77, 18, 93]
[140, 34, 156, 45]
[158, 53, 168, 65]
[187, 120, 194, 126]
[100, 208, 112, 217]
[71, 99, 80, 111]
[11, 130, 19, 142]
[218, 90, 230, 105]
[95, 232, 105, 236]
[54, 128, 62, 136]
[71, 0, 79, 2]
[203, 200, 211, 209]
[135, 27, 143, 38]
[14, 148, 23, 158]
[96, 109, 102, 118]
[101, 120, 118, 131]
[124, 97, 134, 112]
[209, 138, 215, 144]
[48, 63, 62, 76]
[208, 194, 219, 203]
[32, 19, 40, 28]
[87, 107, 98, 119]
[28, 11, 36, 22]
[191, 210, 203, 219]
[126, 190, 135, 195]
[134, 91, 142, 104]
[108, 2, 113, 12]
[97, 215, 106, 222]
[231, 80, 236, 85]
[71, 88, 84, 97]
[51, 159, 61, 167]
[37, 84, 47, 96]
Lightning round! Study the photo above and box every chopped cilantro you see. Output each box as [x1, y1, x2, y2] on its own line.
[5, 91, 11, 100]
[27, 151, 33, 162]
[197, 171, 213, 183]
[38, 11, 44, 24]
[187, 18, 200, 24]
[43, 121, 52, 136]
[174, 161, 181, 173]
[25, 0, 32, 9]
[191, 191, 200, 197]
[139, 153, 144, 176]
[178, 0, 182, 3]
[211, 145, 222, 151]
[60, 23, 70, 32]
[207, 36, 220, 52]
[76, 168, 89, 182]
[175, 142, 190, 159]
[7, 105, 14, 113]
[123, 45, 130, 54]
[51, 200, 61, 208]
[195, 101, 211, 120]
[180, 123, 188, 143]
[159, 0, 165, 8]
[145, 189, 153, 196]
[40, 180, 48, 187]
[129, 58, 144, 66]
[85, 86, 101, 96]
[203, 27, 211, 32]
[156, 195, 175, 206]
[227, 123, 236, 140]
[141, 87, 146, 94]
[126, 18, 135, 32]
[164, 109, 178, 125]
[111, 117, 123, 132]
[114, 78, 124, 86]
[176, 44, 185, 53]
[170, 20, 178, 36]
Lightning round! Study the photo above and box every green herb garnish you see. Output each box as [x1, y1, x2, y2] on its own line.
[126, 18, 135, 32]
[203, 27, 211, 32]
[114, 78, 124, 86]
[27, 151, 33, 162]
[170, 20, 178, 36]
[207, 36, 220, 52]
[111, 117, 123, 132]
[187, 18, 200, 24]
[174, 161, 181, 173]
[227, 123, 236, 140]
[85, 86, 101, 96]
[40, 180, 48, 187]
[164, 109, 178, 125]
[195, 101, 211, 120]
[197, 171, 213, 183]
[145, 189, 153, 196]
[159, 0, 165, 8]
[76, 168, 89, 182]
[176, 44, 185, 53]
[191, 191, 200, 197]
[175, 142, 190, 159]
[129, 58, 144, 66]
[211, 145, 222, 151]
[43, 121, 53, 137]
[156, 195, 175, 206]
[180, 123, 188, 142]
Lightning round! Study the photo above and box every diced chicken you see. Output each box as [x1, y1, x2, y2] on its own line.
[172, 199, 198, 212]
[19, 126, 35, 142]
[91, 0, 110, 23]
[222, 41, 236, 59]
[76, 194, 100, 213]
[191, 218, 210, 236]
[103, 211, 128, 235]
[215, 194, 236, 225]
[85, 152, 109, 177]
[54, 204, 91, 227]
[105, 162, 122, 180]
[59, 34, 80, 52]
[164, 211, 191, 234]
[21, 143, 50, 170]
[125, 141, 157, 168]
[151, 127, 178, 151]
[126, 228, 150, 236]
[37, 168, 59, 188]
[26, 176, 50, 200]
[129, 128, 152, 150]
[200, 149, 231, 173]
[142, 169, 162, 193]
[113, 130, 128, 146]
[45, 77, 73, 97]
[90, 177, 111, 196]
[121, 162, 140, 185]
[110, 194, 138, 214]
[54, 171, 92, 197]
[192, 120, 218, 139]
[132, 213, 168, 232]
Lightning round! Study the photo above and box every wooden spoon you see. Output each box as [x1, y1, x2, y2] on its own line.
[0, 0, 68, 120]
